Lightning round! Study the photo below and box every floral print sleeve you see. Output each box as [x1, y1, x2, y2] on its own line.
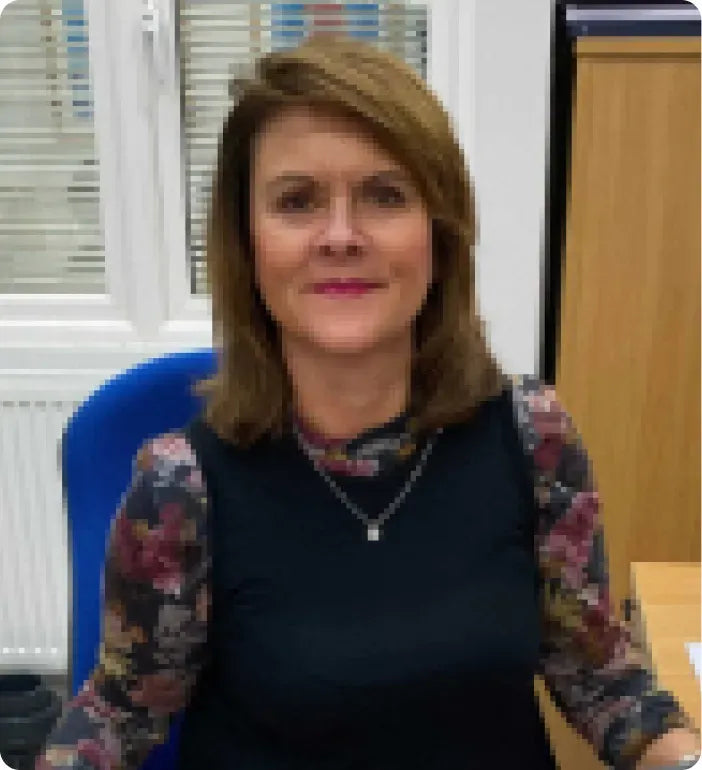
[511, 374, 699, 770]
[35, 433, 210, 770]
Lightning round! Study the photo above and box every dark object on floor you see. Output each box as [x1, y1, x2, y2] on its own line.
[0, 674, 62, 770]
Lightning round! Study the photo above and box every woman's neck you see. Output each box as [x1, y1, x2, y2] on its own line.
[284, 336, 413, 442]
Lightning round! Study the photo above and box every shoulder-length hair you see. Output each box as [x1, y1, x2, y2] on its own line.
[194, 33, 507, 448]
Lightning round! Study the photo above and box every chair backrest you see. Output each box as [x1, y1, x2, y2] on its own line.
[61, 348, 217, 769]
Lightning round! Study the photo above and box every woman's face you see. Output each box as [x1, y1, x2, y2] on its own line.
[250, 105, 433, 358]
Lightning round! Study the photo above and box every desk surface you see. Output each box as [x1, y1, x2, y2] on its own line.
[631, 562, 701, 729]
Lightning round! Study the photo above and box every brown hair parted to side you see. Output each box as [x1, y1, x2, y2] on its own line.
[194, 33, 507, 448]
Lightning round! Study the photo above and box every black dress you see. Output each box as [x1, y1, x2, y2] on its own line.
[178, 384, 558, 769]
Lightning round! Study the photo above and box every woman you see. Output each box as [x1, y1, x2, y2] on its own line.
[36, 35, 700, 770]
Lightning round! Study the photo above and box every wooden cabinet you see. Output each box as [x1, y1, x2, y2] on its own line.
[541, 36, 701, 769]
[556, 34, 700, 623]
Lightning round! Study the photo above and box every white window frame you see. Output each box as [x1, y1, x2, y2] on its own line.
[0, 0, 461, 379]
[0, 0, 133, 343]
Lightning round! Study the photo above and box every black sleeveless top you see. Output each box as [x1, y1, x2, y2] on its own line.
[178, 385, 557, 769]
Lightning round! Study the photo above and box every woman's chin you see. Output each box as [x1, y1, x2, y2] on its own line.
[311, 339, 382, 356]
[304, 329, 391, 356]
[284, 319, 411, 357]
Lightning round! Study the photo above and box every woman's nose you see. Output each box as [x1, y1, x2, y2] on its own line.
[315, 198, 365, 258]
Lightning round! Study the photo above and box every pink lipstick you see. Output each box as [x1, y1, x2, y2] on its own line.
[311, 281, 383, 296]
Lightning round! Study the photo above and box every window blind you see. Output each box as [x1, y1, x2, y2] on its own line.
[0, 0, 104, 294]
[179, 1, 428, 296]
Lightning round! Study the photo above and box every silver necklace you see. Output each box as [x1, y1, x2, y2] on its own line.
[293, 422, 443, 542]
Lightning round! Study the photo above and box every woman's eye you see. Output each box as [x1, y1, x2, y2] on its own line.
[277, 193, 314, 212]
[366, 186, 406, 206]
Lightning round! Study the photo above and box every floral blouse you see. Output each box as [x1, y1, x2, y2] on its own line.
[34, 374, 697, 770]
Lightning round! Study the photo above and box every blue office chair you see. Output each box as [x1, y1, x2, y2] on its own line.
[60, 348, 217, 769]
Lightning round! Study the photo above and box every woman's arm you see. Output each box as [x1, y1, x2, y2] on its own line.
[635, 727, 700, 769]
[35, 434, 211, 770]
[510, 375, 700, 770]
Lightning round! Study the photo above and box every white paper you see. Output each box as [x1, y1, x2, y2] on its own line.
[685, 640, 702, 681]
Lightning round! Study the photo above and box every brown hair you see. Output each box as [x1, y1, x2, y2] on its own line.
[194, 34, 507, 447]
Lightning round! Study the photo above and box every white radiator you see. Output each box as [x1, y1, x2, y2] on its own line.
[0, 398, 80, 675]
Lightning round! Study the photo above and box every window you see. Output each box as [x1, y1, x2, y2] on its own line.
[0, 0, 457, 368]
[0, 0, 104, 294]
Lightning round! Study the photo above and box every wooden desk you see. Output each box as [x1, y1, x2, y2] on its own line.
[630, 562, 701, 729]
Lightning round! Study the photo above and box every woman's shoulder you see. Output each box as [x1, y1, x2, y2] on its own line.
[506, 374, 594, 516]
[505, 374, 591, 491]
[506, 373, 559, 409]
[128, 427, 210, 524]
[506, 373, 573, 445]
[134, 429, 204, 483]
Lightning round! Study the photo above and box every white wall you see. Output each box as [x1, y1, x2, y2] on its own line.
[457, 0, 553, 377]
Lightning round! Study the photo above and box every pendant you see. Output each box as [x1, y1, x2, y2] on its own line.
[367, 523, 380, 541]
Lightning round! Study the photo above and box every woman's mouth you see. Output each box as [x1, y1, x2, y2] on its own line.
[311, 281, 385, 296]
